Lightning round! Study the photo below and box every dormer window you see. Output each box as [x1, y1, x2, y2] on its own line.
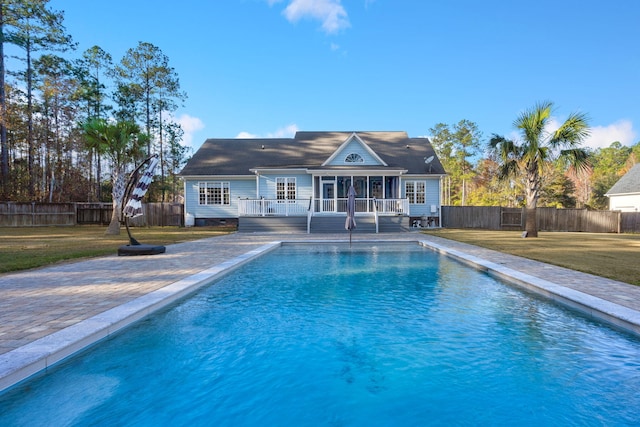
[344, 153, 364, 163]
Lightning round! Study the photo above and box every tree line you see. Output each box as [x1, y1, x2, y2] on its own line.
[430, 108, 640, 214]
[0, 0, 188, 205]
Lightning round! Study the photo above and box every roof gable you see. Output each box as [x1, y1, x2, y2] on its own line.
[322, 133, 387, 167]
[606, 163, 640, 196]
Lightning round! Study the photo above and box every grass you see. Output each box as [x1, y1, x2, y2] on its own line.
[0, 225, 233, 274]
[422, 229, 640, 286]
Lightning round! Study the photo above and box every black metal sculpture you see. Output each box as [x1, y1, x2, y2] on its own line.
[117, 155, 166, 256]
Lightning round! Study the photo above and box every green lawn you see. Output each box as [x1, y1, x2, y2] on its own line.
[0, 225, 232, 274]
[423, 229, 640, 286]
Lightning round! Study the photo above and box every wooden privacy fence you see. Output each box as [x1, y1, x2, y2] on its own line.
[0, 202, 76, 227]
[442, 206, 640, 233]
[75, 203, 111, 225]
[76, 203, 184, 227]
[536, 207, 620, 233]
[440, 206, 523, 230]
[621, 211, 640, 233]
[130, 203, 184, 227]
[439, 206, 503, 230]
[0, 202, 184, 227]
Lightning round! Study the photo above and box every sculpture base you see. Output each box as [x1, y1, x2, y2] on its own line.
[118, 244, 166, 256]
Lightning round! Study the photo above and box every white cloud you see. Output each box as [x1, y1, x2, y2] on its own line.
[236, 131, 258, 139]
[507, 118, 636, 151]
[268, 123, 300, 138]
[176, 114, 205, 147]
[235, 124, 299, 139]
[584, 120, 636, 150]
[274, 0, 350, 34]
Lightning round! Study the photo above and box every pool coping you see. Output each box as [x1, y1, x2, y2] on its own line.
[418, 240, 640, 337]
[0, 242, 281, 393]
[1, 237, 639, 393]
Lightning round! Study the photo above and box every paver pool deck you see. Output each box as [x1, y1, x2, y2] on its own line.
[1, 232, 640, 392]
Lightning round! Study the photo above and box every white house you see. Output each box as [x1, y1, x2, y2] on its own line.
[179, 131, 446, 232]
[606, 163, 640, 212]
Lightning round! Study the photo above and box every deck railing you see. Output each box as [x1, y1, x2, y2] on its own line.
[239, 198, 409, 217]
[238, 199, 310, 216]
[374, 198, 409, 215]
[315, 198, 409, 214]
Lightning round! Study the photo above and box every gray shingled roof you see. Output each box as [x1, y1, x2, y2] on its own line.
[179, 131, 446, 176]
[606, 163, 640, 196]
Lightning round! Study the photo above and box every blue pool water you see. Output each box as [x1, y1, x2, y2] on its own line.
[1, 243, 640, 426]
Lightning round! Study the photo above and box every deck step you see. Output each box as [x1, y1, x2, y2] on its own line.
[238, 216, 307, 232]
[238, 215, 411, 233]
[310, 216, 376, 233]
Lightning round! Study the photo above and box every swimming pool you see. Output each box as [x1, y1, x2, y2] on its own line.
[1, 242, 639, 426]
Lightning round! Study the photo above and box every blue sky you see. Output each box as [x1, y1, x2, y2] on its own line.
[49, 0, 640, 153]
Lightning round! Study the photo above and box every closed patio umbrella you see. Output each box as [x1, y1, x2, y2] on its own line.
[345, 184, 356, 247]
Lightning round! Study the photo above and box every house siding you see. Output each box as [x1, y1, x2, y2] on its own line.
[327, 139, 383, 166]
[609, 194, 640, 212]
[257, 173, 313, 200]
[401, 177, 441, 217]
[184, 178, 256, 218]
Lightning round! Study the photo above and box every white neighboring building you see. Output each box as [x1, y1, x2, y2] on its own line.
[606, 163, 640, 212]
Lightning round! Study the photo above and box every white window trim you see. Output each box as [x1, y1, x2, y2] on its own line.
[276, 177, 296, 201]
[198, 181, 230, 205]
[405, 180, 426, 204]
[344, 153, 364, 163]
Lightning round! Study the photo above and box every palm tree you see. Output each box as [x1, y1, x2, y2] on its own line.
[82, 118, 147, 235]
[489, 101, 590, 237]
